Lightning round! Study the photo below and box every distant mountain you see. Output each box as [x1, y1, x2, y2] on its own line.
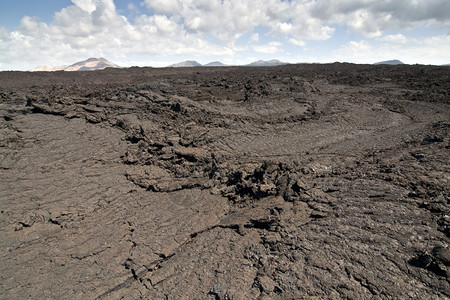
[64, 57, 119, 71]
[204, 61, 226, 67]
[246, 59, 288, 67]
[374, 59, 404, 65]
[169, 60, 202, 67]
[32, 57, 119, 72]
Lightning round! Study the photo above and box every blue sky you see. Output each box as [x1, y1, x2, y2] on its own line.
[0, 0, 449, 70]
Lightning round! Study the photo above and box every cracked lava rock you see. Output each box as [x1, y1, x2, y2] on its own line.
[0, 63, 449, 299]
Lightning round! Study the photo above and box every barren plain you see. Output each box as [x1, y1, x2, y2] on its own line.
[0, 63, 449, 299]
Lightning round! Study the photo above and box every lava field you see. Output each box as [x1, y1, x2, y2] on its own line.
[0, 63, 449, 299]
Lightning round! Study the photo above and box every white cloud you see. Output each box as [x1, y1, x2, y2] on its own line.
[144, 0, 183, 14]
[144, 0, 332, 43]
[333, 40, 373, 62]
[0, 26, 10, 41]
[253, 41, 281, 54]
[345, 9, 384, 38]
[71, 0, 97, 13]
[273, 22, 293, 34]
[289, 38, 306, 47]
[404, 35, 450, 64]
[0, 0, 449, 70]
[0, 0, 235, 70]
[250, 33, 259, 43]
[311, 0, 450, 37]
[331, 35, 450, 65]
[377, 34, 408, 43]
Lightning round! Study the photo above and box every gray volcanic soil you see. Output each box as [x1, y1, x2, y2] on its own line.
[0, 64, 449, 299]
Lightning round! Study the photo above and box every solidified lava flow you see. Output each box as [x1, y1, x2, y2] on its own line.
[0, 63, 449, 299]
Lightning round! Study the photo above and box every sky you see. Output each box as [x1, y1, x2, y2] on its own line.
[0, 0, 449, 70]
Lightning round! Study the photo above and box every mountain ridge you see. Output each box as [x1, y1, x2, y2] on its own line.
[246, 59, 288, 66]
[32, 57, 119, 72]
[169, 60, 202, 67]
[204, 61, 226, 67]
[374, 59, 404, 65]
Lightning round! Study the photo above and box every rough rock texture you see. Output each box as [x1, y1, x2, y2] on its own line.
[0, 63, 449, 299]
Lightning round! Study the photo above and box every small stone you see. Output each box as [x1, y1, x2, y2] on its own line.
[262, 232, 281, 245]
[174, 147, 209, 162]
[409, 253, 432, 268]
[432, 246, 450, 266]
[258, 275, 275, 293]
[209, 283, 228, 300]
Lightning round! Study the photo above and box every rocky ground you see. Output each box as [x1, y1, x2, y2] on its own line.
[0, 63, 449, 299]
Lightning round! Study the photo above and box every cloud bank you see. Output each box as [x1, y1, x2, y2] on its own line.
[0, 0, 449, 70]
